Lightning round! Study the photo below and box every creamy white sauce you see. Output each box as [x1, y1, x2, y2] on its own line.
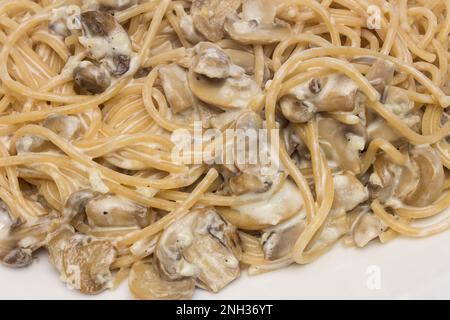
[232, 180, 304, 225]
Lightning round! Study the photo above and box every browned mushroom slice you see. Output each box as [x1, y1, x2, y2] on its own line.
[159, 64, 194, 114]
[318, 117, 366, 173]
[47, 227, 116, 294]
[191, 0, 242, 42]
[2, 247, 33, 268]
[85, 194, 151, 228]
[365, 59, 395, 96]
[224, 16, 291, 45]
[43, 114, 81, 141]
[261, 214, 306, 260]
[64, 237, 116, 293]
[79, 11, 134, 76]
[73, 61, 111, 94]
[129, 261, 195, 300]
[155, 208, 241, 293]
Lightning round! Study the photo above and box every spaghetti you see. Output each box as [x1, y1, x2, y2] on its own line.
[0, 0, 449, 299]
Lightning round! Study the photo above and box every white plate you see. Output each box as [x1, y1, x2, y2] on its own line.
[1, 226, 450, 300]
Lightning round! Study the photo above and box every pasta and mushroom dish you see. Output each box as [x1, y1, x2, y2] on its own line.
[0, 0, 449, 299]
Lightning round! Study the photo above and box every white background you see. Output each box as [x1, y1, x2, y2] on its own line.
[1, 227, 450, 299]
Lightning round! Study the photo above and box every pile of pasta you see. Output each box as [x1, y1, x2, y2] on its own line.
[0, 0, 449, 299]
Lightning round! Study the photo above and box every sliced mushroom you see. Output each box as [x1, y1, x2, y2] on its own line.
[155, 208, 241, 293]
[332, 173, 369, 214]
[79, 11, 134, 76]
[227, 179, 304, 228]
[367, 86, 419, 143]
[371, 145, 444, 207]
[159, 64, 194, 114]
[49, 5, 81, 37]
[95, 0, 137, 11]
[129, 261, 195, 300]
[366, 118, 402, 143]
[73, 61, 111, 94]
[241, 0, 278, 25]
[188, 43, 261, 110]
[365, 59, 395, 95]
[2, 247, 33, 268]
[280, 97, 316, 123]
[47, 226, 75, 274]
[47, 227, 116, 294]
[224, 16, 291, 45]
[188, 66, 260, 110]
[224, 49, 256, 75]
[405, 146, 444, 206]
[229, 172, 271, 195]
[85, 194, 151, 228]
[43, 114, 81, 141]
[352, 211, 387, 248]
[291, 74, 358, 113]
[191, 0, 242, 42]
[62, 189, 96, 222]
[177, 5, 205, 44]
[193, 43, 242, 79]
[0, 201, 11, 240]
[318, 117, 366, 173]
[261, 213, 306, 260]
[15, 134, 48, 153]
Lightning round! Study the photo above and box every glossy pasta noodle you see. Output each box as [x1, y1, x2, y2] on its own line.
[0, 0, 449, 299]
